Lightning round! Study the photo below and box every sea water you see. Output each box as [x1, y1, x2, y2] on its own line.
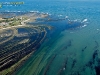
[1, 0, 100, 75]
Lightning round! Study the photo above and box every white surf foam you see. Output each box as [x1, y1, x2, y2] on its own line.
[81, 24, 87, 27]
[82, 19, 88, 22]
[65, 16, 68, 18]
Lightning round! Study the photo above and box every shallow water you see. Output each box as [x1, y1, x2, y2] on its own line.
[1, 0, 100, 75]
[13, 13, 100, 75]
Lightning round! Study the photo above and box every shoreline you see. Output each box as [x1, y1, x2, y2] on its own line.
[0, 12, 51, 75]
[0, 12, 49, 31]
[0, 19, 30, 31]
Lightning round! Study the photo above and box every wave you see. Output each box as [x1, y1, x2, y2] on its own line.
[82, 18, 88, 23]
[81, 24, 87, 28]
[0, 10, 88, 30]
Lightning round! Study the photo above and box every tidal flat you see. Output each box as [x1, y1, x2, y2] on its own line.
[0, 11, 99, 75]
[0, 12, 53, 75]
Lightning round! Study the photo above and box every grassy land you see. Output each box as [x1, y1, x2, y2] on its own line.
[0, 17, 28, 28]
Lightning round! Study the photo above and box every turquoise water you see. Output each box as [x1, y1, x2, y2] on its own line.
[1, 0, 100, 75]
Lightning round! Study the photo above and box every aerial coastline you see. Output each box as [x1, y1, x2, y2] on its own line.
[0, 12, 53, 75]
[0, 0, 100, 75]
[0, 12, 48, 30]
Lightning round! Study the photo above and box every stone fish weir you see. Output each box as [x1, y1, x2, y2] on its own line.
[0, 12, 87, 75]
[0, 12, 53, 75]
